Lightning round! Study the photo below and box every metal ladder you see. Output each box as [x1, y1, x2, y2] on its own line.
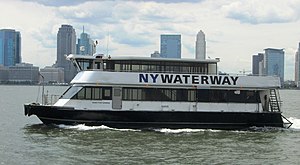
[269, 89, 293, 128]
[269, 89, 281, 112]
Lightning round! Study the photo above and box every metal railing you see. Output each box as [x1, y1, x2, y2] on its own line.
[43, 94, 60, 105]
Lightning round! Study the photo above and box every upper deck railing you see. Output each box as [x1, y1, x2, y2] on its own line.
[67, 54, 219, 75]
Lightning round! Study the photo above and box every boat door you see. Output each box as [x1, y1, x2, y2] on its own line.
[189, 90, 197, 111]
[112, 87, 122, 109]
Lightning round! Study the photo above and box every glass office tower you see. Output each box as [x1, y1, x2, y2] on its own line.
[160, 34, 181, 58]
[0, 29, 21, 66]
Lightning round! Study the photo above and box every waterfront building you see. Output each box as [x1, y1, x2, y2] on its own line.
[8, 63, 39, 84]
[40, 66, 64, 84]
[264, 48, 284, 85]
[151, 51, 160, 58]
[0, 65, 8, 82]
[0, 29, 21, 66]
[195, 30, 206, 60]
[252, 53, 264, 75]
[160, 34, 181, 58]
[295, 43, 300, 88]
[76, 27, 95, 55]
[56, 25, 77, 83]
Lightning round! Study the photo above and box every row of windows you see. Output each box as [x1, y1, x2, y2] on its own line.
[75, 59, 216, 74]
[122, 88, 260, 103]
[71, 87, 112, 100]
[67, 86, 260, 103]
[113, 61, 210, 74]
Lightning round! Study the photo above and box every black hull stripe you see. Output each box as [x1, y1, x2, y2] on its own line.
[25, 105, 285, 129]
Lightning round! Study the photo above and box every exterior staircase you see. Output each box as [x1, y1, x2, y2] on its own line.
[269, 89, 281, 112]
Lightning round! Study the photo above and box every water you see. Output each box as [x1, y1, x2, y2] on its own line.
[0, 85, 300, 164]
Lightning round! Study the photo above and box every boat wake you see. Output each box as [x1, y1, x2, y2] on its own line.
[153, 128, 221, 133]
[55, 117, 300, 133]
[56, 124, 219, 133]
[57, 124, 140, 132]
[287, 117, 300, 130]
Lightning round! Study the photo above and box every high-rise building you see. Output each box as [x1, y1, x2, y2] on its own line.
[56, 25, 77, 83]
[76, 27, 95, 55]
[264, 48, 284, 84]
[195, 30, 206, 60]
[160, 34, 181, 58]
[252, 53, 264, 75]
[0, 29, 21, 66]
[295, 43, 300, 88]
[151, 51, 160, 58]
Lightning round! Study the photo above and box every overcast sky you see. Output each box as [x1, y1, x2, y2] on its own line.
[1, 0, 300, 80]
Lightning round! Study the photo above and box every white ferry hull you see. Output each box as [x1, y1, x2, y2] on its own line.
[24, 104, 284, 130]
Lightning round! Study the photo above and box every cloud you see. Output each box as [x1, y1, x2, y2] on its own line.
[22, 0, 89, 6]
[56, 1, 119, 24]
[147, 0, 203, 3]
[23, 0, 204, 7]
[222, 1, 300, 24]
[111, 25, 154, 47]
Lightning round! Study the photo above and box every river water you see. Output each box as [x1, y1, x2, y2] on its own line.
[0, 85, 299, 164]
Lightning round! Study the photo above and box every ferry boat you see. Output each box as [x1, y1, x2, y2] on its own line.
[24, 54, 292, 130]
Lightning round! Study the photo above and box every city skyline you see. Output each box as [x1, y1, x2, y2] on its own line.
[1, 0, 300, 80]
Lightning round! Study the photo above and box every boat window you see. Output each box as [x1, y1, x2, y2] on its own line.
[122, 87, 260, 103]
[114, 88, 121, 97]
[103, 88, 112, 100]
[76, 59, 93, 70]
[93, 88, 102, 100]
[188, 90, 196, 102]
[71, 87, 112, 100]
[85, 87, 92, 100]
[77, 88, 85, 100]
[60, 86, 82, 99]
[110, 60, 214, 74]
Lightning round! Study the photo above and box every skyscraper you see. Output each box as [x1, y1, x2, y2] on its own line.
[264, 48, 284, 84]
[195, 30, 206, 60]
[0, 29, 21, 66]
[252, 53, 264, 75]
[295, 43, 300, 87]
[160, 34, 181, 58]
[56, 25, 77, 83]
[76, 26, 95, 55]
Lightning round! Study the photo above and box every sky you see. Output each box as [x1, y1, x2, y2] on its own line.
[1, 0, 300, 80]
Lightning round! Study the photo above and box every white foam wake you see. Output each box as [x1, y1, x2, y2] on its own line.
[57, 124, 220, 133]
[154, 128, 221, 133]
[56, 117, 300, 132]
[57, 124, 140, 132]
[287, 117, 300, 130]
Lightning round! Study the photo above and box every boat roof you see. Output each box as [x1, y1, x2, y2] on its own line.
[66, 54, 220, 63]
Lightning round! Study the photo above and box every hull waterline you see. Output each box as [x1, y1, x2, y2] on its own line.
[24, 104, 285, 130]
